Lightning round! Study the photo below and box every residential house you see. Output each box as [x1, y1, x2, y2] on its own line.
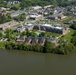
[16, 36, 27, 42]
[26, 36, 32, 44]
[25, 24, 34, 31]
[16, 28, 25, 33]
[29, 14, 43, 21]
[39, 37, 45, 46]
[31, 37, 39, 44]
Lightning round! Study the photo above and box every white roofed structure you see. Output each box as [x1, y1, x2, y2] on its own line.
[44, 5, 53, 9]
[31, 6, 42, 10]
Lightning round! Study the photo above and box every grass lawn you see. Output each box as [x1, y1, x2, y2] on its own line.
[46, 32, 61, 37]
[60, 16, 76, 23]
[32, 29, 61, 37]
[60, 28, 75, 43]
[0, 41, 8, 49]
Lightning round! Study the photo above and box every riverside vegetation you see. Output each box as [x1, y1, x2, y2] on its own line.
[0, 28, 76, 55]
[3, 40, 75, 55]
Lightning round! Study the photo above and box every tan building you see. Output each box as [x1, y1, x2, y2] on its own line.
[26, 36, 32, 44]
[16, 36, 27, 42]
[16, 28, 25, 33]
[25, 24, 34, 31]
[29, 14, 43, 21]
[31, 37, 39, 44]
[39, 37, 46, 46]
[16, 36, 46, 46]
[0, 21, 20, 30]
[0, 7, 8, 12]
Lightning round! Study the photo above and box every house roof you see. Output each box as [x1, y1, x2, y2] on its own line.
[33, 37, 38, 41]
[49, 14, 63, 18]
[44, 5, 52, 9]
[30, 14, 42, 18]
[19, 36, 26, 39]
[40, 24, 64, 30]
[39, 37, 45, 42]
[26, 36, 32, 41]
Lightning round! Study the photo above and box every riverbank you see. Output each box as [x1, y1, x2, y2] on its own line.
[0, 40, 75, 55]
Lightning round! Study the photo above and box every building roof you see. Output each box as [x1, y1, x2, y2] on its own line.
[18, 36, 26, 39]
[30, 14, 42, 18]
[49, 14, 63, 18]
[40, 24, 64, 30]
[31, 6, 42, 10]
[33, 37, 38, 41]
[44, 5, 53, 9]
[39, 37, 45, 42]
[26, 36, 32, 41]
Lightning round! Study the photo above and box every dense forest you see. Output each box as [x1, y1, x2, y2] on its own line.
[0, 0, 76, 7]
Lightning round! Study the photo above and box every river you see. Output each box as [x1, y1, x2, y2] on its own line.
[0, 50, 76, 75]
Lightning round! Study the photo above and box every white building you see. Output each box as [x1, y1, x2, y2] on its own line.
[44, 5, 53, 9]
[30, 6, 42, 10]
[29, 14, 43, 20]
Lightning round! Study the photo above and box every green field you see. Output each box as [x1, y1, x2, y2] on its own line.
[32, 29, 61, 37]
[60, 28, 75, 43]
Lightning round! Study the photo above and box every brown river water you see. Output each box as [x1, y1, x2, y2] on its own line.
[0, 50, 76, 75]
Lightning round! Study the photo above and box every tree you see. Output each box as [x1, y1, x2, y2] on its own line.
[5, 42, 13, 50]
[55, 42, 75, 54]
[14, 13, 26, 21]
[19, 13, 26, 21]
[43, 41, 54, 53]
[70, 22, 76, 30]
[64, 43, 74, 54]
[0, 31, 3, 38]
[11, 6, 19, 10]
[5, 29, 15, 41]
[39, 32, 47, 37]
[26, 31, 37, 37]
[20, 31, 26, 36]
[72, 31, 76, 36]
[0, 1, 6, 7]
[0, 13, 11, 24]
[32, 43, 43, 52]
[71, 36, 76, 46]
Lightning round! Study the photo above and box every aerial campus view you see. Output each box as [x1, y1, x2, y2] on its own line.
[0, 0, 76, 75]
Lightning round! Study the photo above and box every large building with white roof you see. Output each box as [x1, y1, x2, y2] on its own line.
[34, 24, 69, 34]
[16, 23, 69, 34]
